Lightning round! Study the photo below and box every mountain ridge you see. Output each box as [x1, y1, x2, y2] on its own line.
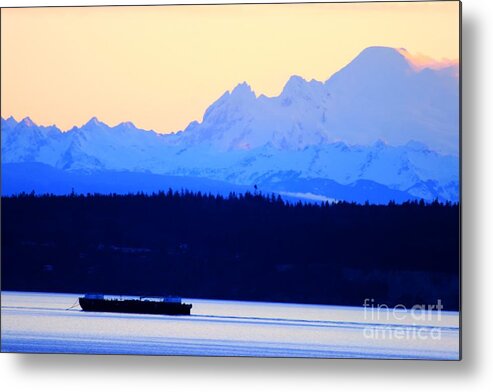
[1, 115, 459, 202]
[1, 46, 459, 202]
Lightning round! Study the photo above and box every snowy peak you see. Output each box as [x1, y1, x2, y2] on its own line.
[1, 116, 65, 166]
[66, 117, 109, 136]
[1, 46, 459, 202]
[83, 116, 107, 129]
[231, 82, 256, 99]
[2, 116, 61, 137]
[117, 121, 138, 130]
[1, 116, 19, 131]
[69, 117, 155, 141]
[200, 82, 256, 125]
[325, 46, 414, 93]
[71, 117, 150, 138]
[175, 46, 458, 154]
[19, 117, 36, 128]
[281, 75, 307, 95]
[336, 46, 412, 77]
[280, 75, 326, 101]
[349, 46, 459, 78]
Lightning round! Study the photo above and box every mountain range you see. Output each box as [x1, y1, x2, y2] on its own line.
[1, 46, 459, 203]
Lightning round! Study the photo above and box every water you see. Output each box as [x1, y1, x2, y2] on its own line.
[1, 291, 459, 359]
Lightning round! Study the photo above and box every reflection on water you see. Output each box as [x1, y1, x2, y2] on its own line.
[1, 291, 459, 359]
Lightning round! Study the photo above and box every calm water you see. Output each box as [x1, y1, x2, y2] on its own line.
[1, 291, 459, 359]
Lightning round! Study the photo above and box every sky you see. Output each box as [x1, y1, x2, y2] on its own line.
[1, 1, 460, 133]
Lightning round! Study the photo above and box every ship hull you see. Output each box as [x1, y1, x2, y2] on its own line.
[79, 298, 192, 316]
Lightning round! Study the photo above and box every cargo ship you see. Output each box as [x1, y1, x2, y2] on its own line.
[79, 294, 192, 315]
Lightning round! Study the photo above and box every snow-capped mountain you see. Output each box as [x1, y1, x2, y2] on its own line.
[58, 117, 170, 171]
[172, 77, 333, 151]
[1, 115, 459, 202]
[1, 116, 68, 165]
[1, 116, 170, 171]
[172, 46, 459, 155]
[1, 46, 459, 203]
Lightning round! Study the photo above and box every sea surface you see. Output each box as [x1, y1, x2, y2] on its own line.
[1, 291, 459, 359]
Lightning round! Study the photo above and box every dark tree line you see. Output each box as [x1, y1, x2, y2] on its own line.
[1, 191, 460, 310]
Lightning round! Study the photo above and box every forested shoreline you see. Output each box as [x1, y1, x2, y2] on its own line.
[1, 191, 460, 310]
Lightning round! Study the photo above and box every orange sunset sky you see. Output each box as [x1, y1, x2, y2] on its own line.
[1, 1, 460, 133]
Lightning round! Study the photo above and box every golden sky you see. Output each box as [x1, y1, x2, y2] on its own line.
[1, 2, 460, 133]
